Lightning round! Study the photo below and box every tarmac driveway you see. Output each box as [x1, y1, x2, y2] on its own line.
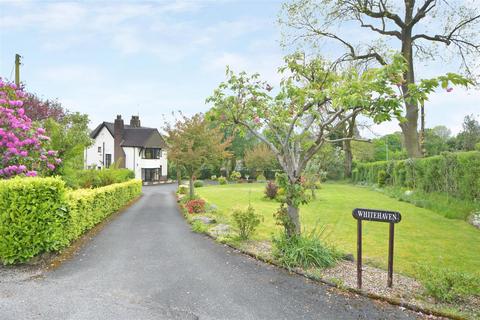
[0, 184, 420, 320]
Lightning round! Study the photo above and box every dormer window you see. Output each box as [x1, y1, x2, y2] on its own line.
[143, 148, 161, 159]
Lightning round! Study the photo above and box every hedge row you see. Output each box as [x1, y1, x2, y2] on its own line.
[0, 177, 142, 264]
[352, 151, 480, 201]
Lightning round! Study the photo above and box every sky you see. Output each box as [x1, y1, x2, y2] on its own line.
[0, 0, 478, 138]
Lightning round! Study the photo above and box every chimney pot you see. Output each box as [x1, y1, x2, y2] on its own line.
[130, 115, 141, 127]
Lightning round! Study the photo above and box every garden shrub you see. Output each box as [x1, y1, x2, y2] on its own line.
[0, 177, 68, 264]
[66, 168, 135, 189]
[194, 180, 204, 188]
[218, 176, 227, 185]
[272, 228, 340, 270]
[178, 184, 189, 194]
[230, 171, 241, 181]
[232, 206, 262, 240]
[65, 179, 142, 241]
[418, 266, 480, 303]
[377, 170, 387, 187]
[256, 174, 266, 182]
[353, 151, 480, 202]
[185, 198, 206, 214]
[264, 180, 278, 199]
[0, 178, 142, 264]
[191, 220, 209, 234]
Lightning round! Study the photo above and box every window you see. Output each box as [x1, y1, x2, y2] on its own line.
[98, 146, 102, 153]
[143, 148, 161, 159]
[105, 154, 112, 168]
[142, 167, 162, 182]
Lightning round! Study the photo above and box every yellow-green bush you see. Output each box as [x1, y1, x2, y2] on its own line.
[0, 177, 68, 264]
[353, 151, 480, 201]
[0, 177, 142, 264]
[65, 179, 142, 241]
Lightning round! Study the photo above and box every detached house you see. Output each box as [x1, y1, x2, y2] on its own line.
[84, 115, 168, 183]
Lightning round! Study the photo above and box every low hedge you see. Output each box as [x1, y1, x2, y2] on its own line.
[65, 179, 142, 241]
[64, 168, 135, 189]
[352, 151, 480, 201]
[0, 177, 142, 264]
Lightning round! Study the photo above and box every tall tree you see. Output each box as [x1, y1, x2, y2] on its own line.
[165, 113, 231, 199]
[244, 143, 277, 176]
[456, 114, 480, 151]
[43, 112, 92, 176]
[208, 53, 408, 236]
[23, 93, 66, 122]
[281, 0, 479, 157]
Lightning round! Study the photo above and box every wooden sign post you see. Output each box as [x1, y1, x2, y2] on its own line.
[352, 208, 401, 289]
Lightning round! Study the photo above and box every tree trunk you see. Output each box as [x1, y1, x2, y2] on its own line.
[286, 203, 301, 237]
[344, 139, 353, 178]
[176, 163, 182, 187]
[400, 7, 422, 158]
[189, 176, 195, 199]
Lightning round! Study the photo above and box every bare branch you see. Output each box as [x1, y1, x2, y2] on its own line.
[325, 137, 371, 143]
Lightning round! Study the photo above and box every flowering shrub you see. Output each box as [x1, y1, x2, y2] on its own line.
[0, 79, 59, 178]
[230, 171, 241, 181]
[185, 198, 206, 214]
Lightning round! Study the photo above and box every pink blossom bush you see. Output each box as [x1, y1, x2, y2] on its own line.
[0, 78, 59, 178]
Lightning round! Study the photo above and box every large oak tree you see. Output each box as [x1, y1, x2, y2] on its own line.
[281, 0, 479, 157]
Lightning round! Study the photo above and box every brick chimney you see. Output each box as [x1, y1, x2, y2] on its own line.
[114, 115, 126, 168]
[130, 115, 141, 127]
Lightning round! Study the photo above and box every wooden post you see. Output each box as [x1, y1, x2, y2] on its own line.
[357, 219, 362, 289]
[15, 54, 21, 86]
[387, 222, 395, 287]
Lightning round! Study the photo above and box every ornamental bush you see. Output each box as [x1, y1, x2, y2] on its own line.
[185, 198, 206, 214]
[0, 178, 141, 264]
[353, 151, 480, 202]
[264, 180, 278, 199]
[232, 205, 262, 240]
[194, 180, 204, 188]
[230, 171, 241, 181]
[218, 176, 227, 185]
[0, 79, 59, 178]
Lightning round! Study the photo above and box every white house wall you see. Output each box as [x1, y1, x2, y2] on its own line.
[84, 126, 114, 169]
[123, 147, 168, 180]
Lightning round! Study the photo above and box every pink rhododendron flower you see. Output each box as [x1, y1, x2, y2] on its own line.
[26, 171, 37, 177]
[0, 80, 60, 178]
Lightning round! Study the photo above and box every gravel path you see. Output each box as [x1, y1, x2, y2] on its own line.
[0, 184, 422, 320]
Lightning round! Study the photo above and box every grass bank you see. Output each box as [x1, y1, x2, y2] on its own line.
[196, 183, 479, 279]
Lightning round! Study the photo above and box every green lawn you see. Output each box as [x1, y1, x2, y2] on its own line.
[196, 183, 480, 278]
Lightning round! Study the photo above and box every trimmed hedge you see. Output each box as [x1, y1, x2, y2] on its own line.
[64, 168, 135, 189]
[352, 151, 480, 201]
[0, 177, 141, 264]
[65, 179, 142, 241]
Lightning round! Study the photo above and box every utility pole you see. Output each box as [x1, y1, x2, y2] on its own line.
[15, 54, 21, 86]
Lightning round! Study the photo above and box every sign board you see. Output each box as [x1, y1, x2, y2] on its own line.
[353, 208, 401, 289]
[353, 208, 401, 223]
